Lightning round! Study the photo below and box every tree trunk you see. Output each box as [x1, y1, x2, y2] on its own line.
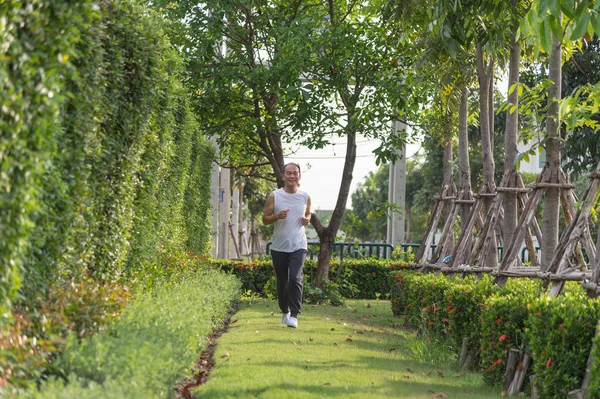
[458, 86, 472, 229]
[443, 126, 455, 250]
[476, 42, 497, 267]
[541, 25, 562, 272]
[314, 128, 357, 287]
[504, 32, 520, 245]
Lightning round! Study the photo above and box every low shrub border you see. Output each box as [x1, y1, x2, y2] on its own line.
[211, 258, 410, 300]
[22, 269, 240, 398]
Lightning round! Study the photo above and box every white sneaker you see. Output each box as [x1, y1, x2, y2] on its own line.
[286, 316, 298, 328]
[281, 312, 291, 325]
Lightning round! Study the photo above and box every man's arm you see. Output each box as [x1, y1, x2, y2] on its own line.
[262, 193, 288, 225]
[301, 196, 312, 226]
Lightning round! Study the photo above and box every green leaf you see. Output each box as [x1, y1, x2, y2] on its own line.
[558, 97, 571, 120]
[520, 13, 531, 38]
[539, 20, 553, 54]
[547, 0, 560, 18]
[527, 8, 540, 40]
[570, 12, 590, 40]
[575, 0, 590, 19]
[548, 14, 563, 41]
[591, 12, 600, 35]
[561, 0, 576, 19]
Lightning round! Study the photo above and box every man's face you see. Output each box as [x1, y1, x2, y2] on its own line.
[283, 164, 300, 186]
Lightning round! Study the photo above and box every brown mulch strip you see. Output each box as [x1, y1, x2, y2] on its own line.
[174, 302, 239, 399]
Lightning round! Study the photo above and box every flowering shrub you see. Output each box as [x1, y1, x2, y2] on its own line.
[479, 279, 543, 386]
[390, 270, 418, 317]
[590, 319, 600, 398]
[390, 272, 454, 338]
[445, 275, 500, 360]
[526, 285, 600, 399]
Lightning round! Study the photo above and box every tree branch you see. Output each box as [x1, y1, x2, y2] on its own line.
[310, 212, 325, 236]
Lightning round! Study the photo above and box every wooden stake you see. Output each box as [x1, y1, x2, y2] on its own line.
[503, 349, 520, 391]
[509, 351, 531, 396]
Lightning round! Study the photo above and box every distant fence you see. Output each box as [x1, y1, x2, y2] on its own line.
[266, 241, 394, 261]
[266, 241, 546, 263]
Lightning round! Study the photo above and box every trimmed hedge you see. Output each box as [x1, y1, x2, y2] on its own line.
[211, 258, 410, 299]
[1, 0, 214, 307]
[1, 0, 214, 394]
[389, 269, 600, 397]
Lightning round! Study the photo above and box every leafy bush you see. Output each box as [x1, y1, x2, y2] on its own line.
[213, 259, 274, 295]
[338, 259, 401, 299]
[0, 276, 131, 395]
[23, 269, 240, 398]
[526, 288, 600, 399]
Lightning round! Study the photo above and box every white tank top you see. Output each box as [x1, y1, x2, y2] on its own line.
[270, 188, 309, 252]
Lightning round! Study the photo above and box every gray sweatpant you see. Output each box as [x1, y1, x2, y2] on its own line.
[271, 249, 306, 318]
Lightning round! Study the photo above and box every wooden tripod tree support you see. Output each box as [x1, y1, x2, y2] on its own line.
[414, 182, 456, 264]
[469, 170, 543, 269]
[427, 188, 474, 268]
[496, 164, 600, 287]
[448, 180, 501, 270]
[548, 163, 600, 297]
[495, 167, 553, 285]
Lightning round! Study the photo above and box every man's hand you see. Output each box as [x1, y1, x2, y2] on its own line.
[277, 209, 289, 220]
[301, 214, 311, 226]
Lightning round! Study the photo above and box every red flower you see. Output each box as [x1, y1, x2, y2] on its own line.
[546, 359, 552, 368]
[441, 318, 449, 323]
[428, 321, 434, 326]
[424, 306, 431, 313]
[447, 304, 454, 311]
[499, 335, 507, 343]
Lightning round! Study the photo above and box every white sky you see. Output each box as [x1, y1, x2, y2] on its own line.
[286, 136, 420, 211]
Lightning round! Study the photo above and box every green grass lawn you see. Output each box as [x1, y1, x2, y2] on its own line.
[194, 299, 506, 398]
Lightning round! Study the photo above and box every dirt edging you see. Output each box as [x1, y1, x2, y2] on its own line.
[175, 301, 239, 399]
